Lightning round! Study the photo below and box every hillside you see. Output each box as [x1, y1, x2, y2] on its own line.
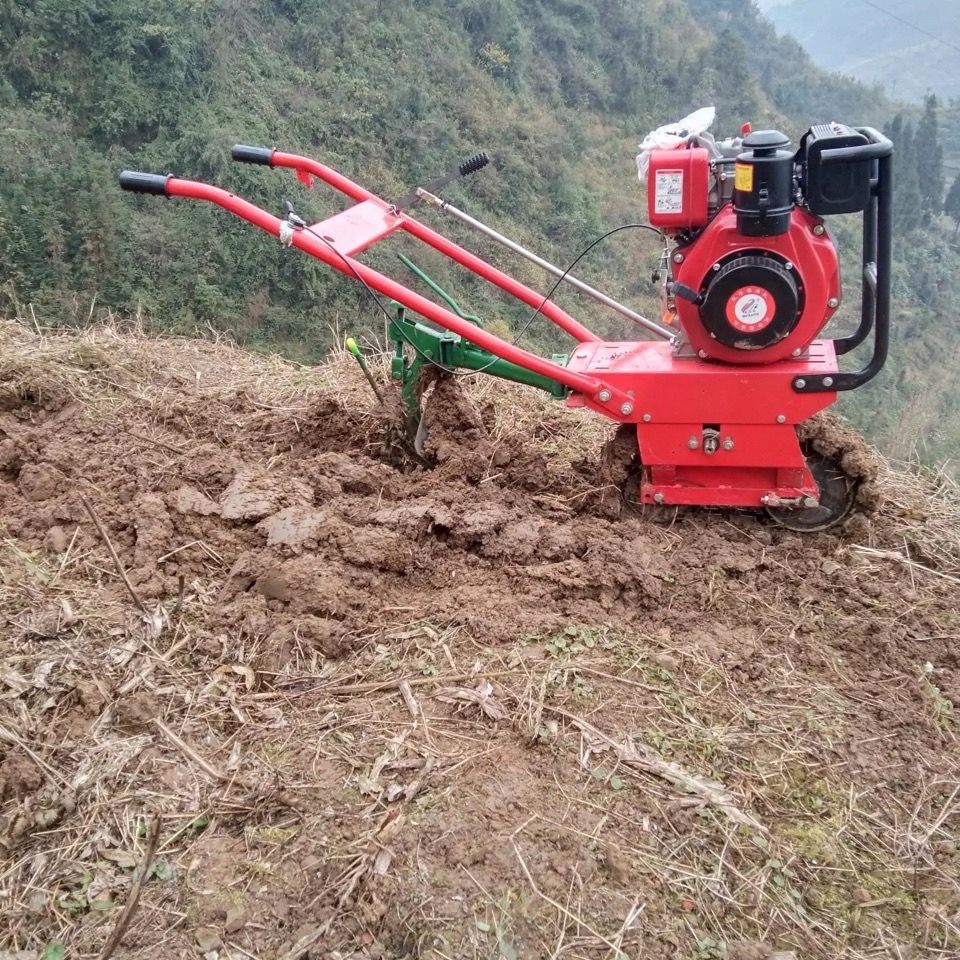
[2, 1, 960, 461]
[1, 321, 959, 958]
[757, 0, 960, 102]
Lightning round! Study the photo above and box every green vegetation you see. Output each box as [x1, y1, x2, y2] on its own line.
[947, 174, 960, 237]
[1, 0, 959, 468]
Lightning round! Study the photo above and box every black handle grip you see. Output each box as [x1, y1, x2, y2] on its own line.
[119, 171, 171, 195]
[459, 152, 489, 177]
[232, 144, 274, 165]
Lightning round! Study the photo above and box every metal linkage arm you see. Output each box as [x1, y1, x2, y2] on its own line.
[417, 190, 675, 342]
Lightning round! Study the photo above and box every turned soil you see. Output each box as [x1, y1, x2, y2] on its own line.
[1, 323, 958, 960]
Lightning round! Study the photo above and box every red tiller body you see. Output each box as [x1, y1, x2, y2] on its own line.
[120, 126, 892, 516]
[565, 339, 838, 504]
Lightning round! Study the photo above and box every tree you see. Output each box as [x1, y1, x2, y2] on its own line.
[705, 30, 764, 131]
[886, 114, 923, 234]
[946, 173, 960, 238]
[916, 94, 945, 216]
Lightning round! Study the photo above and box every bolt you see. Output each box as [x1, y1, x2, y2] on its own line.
[796, 378, 807, 389]
[822, 376, 834, 387]
[792, 348, 803, 357]
[827, 297, 840, 309]
[688, 436, 699, 450]
[813, 223, 826, 236]
[620, 402, 634, 416]
[785, 261, 794, 271]
[712, 262, 721, 271]
[642, 413, 652, 423]
[760, 494, 771, 506]
[654, 493, 666, 504]
[598, 389, 612, 403]
[777, 414, 786, 424]
[673, 253, 685, 264]
[698, 349, 708, 359]
[723, 437, 734, 451]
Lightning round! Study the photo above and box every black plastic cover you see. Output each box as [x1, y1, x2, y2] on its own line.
[800, 124, 871, 216]
[700, 254, 801, 349]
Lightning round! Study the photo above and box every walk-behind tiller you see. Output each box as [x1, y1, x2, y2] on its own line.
[120, 118, 892, 531]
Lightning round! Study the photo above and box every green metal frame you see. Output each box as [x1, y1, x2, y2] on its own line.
[390, 256, 568, 433]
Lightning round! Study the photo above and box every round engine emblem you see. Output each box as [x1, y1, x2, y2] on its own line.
[726, 286, 776, 332]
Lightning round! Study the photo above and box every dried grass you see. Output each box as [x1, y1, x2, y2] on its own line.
[872, 454, 960, 576]
[0, 317, 957, 959]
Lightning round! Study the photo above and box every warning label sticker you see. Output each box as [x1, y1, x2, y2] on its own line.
[735, 163, 754, 193]
[654, 170, 684, 215]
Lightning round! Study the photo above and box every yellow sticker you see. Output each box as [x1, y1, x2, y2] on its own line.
[735, 163, 754, 192]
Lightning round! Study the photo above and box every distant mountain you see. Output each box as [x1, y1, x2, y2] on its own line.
[757, 0, 960, 102]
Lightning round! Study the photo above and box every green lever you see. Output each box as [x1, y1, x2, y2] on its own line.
[345, 337, 384, 403]
[398, 254, 483, 326]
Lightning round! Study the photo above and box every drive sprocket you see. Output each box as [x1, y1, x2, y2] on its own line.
[766, 412, 880, 531]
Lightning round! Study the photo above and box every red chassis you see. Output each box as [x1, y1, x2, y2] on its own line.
[120, 146, 842, 510]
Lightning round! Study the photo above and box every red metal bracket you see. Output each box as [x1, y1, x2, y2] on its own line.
[308, 199, 403, 257]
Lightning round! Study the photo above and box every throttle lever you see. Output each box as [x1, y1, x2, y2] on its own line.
[391, 151, 490, 213]
[281, 199, 306, 227]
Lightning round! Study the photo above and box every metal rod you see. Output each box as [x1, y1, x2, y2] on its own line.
[419, 190, 675, 342]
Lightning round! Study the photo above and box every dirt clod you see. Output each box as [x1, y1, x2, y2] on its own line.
[17, 463, 65, 502]
[172, 485, 221, 516]
[220, 469, 312, 521]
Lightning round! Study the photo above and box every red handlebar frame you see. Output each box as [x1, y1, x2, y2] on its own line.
[267, 150, 600, 345]
[121, 146, 637, 410]
[163, 176, 613, 401]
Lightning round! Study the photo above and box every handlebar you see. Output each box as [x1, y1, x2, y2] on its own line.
[231, 144, 274, 165]
[794, 125, 893, 394]
[119, 171, 172, 195]
[820, 126, 893, 164]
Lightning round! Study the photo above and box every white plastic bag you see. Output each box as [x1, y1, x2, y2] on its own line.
[636, 106, 716, 182]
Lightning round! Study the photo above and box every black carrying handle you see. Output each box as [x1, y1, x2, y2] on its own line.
[819, 127, 893, 165]
[231, 144, 274, 165]
[794, 126, 893, 394]
[119, 171, 172, 195]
